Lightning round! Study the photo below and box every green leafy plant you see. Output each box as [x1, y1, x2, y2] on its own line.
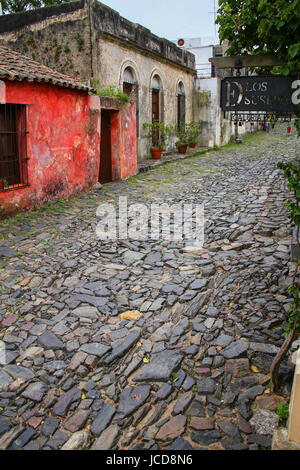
[91, 80, 130, 108]
[0, 177, 8, 189]
[186, 122, 203, 145]
[277, 402, 290, 425]
[0, 0, 68, 14]
[216, 0, 300, 76]
[143, 121, 173, 149]
[216, 0, 300, 392]
[175, 123, 189, 146]
[270, 160, 300, 391]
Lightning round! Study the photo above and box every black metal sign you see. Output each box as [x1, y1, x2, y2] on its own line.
[231, 112, 292, 123]
[221, 76, 300, 112]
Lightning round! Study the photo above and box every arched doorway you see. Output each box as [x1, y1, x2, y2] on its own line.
[122, 66, 140, 153]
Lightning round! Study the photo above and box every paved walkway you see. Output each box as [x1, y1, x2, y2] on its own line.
[0, 127, 299, 450]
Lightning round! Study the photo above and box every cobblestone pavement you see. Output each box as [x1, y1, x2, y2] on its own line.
[0, 127, 299, 451]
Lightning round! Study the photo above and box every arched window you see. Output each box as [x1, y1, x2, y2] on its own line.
[151, 75, 161, 123]
[122, 65, 140, 141]
[177, 81, 186, 127]
[123, 67, 135, 96]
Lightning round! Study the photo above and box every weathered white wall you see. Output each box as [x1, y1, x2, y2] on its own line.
[173, 37, 218, 78]
[194, 77, 259, 147]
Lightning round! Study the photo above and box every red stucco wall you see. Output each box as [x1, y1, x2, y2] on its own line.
[100, 99, 137, 182]
[0, 79, 100, 216]
[119, 103, 137, 180]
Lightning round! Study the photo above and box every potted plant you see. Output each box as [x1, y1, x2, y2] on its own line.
[175, 123, 189, 154]
[186, 122, 202, 148]
[0, 177, 8, 191]
[143, 121, 173, 159]
[175, 141, 188, 154]
[175, 123, 190, 154]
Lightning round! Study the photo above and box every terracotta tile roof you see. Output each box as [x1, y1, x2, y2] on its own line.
[0, 45, 91, 92]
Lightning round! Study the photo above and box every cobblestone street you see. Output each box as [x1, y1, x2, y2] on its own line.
[0, 126, 299, 451]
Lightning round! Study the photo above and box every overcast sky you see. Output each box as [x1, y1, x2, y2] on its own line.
[98, 0, 219, 42]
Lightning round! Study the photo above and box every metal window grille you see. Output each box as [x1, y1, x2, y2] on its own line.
[0, 103, 29, 192]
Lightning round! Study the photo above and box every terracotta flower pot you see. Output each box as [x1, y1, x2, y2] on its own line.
[178, 144, 188, 154]
[189, 142, 196, 148]
[151, 147, 163, 160]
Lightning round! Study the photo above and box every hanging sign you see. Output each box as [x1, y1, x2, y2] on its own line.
[221, 76, 300, 112]
[230, 112, 292, 123]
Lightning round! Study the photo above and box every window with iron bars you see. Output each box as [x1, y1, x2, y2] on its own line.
[0, 103, 29, 192]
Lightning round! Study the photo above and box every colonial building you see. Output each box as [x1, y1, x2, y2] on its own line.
[0, 45, 137, 216]
[0, 0, 196, 159]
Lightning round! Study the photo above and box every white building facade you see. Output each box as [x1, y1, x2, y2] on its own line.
[173, 37, 259, 147]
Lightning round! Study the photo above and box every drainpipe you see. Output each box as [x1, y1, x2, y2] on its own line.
[87, 0, 94, 81]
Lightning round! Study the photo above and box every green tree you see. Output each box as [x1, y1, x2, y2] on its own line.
[0, 0, 69, 14]
[217, 1, 300, 133]
[216, 0, 300, 76]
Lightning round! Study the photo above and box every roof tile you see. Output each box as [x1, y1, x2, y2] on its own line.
[0, 45, 91, 92]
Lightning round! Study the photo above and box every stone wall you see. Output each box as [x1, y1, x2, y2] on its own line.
[0, 4, 92, 81]
[0, 0, 197, 160]
[0, 0, 195, 88]
[195, 77, 260, 148]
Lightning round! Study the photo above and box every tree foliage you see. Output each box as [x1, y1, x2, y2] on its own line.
[216, 0, 300, 76]
[0, 0, 69, 14]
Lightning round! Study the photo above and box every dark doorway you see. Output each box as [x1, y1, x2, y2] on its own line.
[152, 90, 160, 146]
[177, 94, 186, 127]
[123, 82, 133, 97]
[152, 90, 160, 122]
[177, 82, 186, 128]
[99, 110, 113, 184]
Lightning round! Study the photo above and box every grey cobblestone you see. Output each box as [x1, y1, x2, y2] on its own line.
[0, 127, 298, 450]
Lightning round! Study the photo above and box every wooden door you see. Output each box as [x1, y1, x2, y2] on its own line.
[152, 90, 160, 146]
[177, 94, 186, 127]
[152, 90, 160, 122]
[99, 110, 113, 184]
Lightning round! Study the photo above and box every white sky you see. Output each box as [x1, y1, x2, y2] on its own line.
[97, 0, 219, 41]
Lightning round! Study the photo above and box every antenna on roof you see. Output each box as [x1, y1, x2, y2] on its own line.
[208, 0, 217, 38]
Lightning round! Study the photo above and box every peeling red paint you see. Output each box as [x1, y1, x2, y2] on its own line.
[0, 79, 100, 216]
[0, 81, 137, 218]
[120, 104, 137, 180]
[99, 100, 137, 183]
